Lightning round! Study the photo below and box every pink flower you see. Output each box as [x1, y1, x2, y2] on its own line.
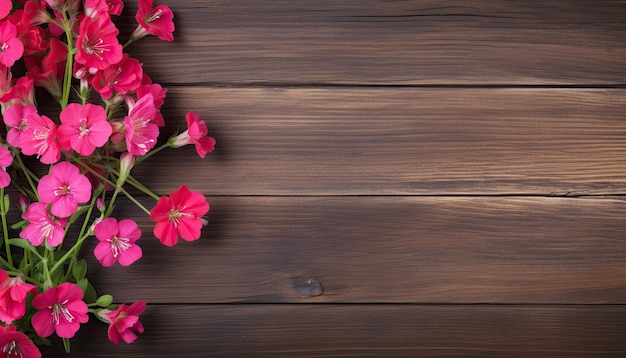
[19, 111, 60, 164]
[150, 185, 209, 246]
[105, 300, 146, 344]
[75, 15, 122, 71]
[37, 162, 92, 218]
[0, 270, 37, 324]
[31, 282, 88, 339]
[0, 326, 41, 358]
[19, 202, 67, 247]
[94, 218, 142, 267]
[92, 54, 143, 99]
[25, 37, 67, 99]
[0, 146, 12, 188]
[169, 111, 216, 158]
[136, 80, 166, 126]
[3, 104, 35, 147]
[124, 94, 159, 155]
[0, 21, 24, 67]
[84, 0, 124, 17]
[57, 103, 112, 156]
[132, 0, 175, 42]
[0, 1, 11, 20]
[0, 76, 34, 106]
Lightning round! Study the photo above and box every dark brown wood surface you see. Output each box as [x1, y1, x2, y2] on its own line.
[47, 0, 626, 356]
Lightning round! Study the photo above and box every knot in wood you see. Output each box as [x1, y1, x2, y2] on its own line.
[294, 277, 324, 297]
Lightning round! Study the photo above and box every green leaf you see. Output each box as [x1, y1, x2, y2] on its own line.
[72, 259, 87, 281]
[76, 278, 88, 292]
[1, 194, 9, 214]
[10, 220, 27, 230]
[32, 335, 51, 346]
[8, 239, 45, 261]
[63, 337, 71, 353]
[95, 294, 113, 307]
[84, 280, 97, 304]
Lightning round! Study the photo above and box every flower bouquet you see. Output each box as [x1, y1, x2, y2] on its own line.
[0, 0, 215, 355]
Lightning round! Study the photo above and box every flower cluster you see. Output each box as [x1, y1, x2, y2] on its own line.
[0, 0, 215, 355]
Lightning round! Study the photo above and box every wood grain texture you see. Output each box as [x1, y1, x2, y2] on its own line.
[129, 87, 626, 195]
[88, 196, 626, 304]
[41, 304, 626, 357]
[117, 0, 626, 85]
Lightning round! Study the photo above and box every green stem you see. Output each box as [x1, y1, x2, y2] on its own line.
[123, 174, 161, 201]
[0, 256, 17, 272]
[43, 250, 53, 285]
[49, 231, 91, 276]
[71, 157, 118, 188]
[12, 152, 40, 200]
[61, 11, 75, 109]
[135, 142, 170, 165]
[5, 270, 43, 287]
[1, 188, 11, 268]
[119, 187, 152, 215]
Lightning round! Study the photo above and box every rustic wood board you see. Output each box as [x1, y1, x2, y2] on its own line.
[129, 87, 626, 195]
[88, 196, 626, 304]
[42, 305, 626, 357]
[117, 0, 626, 85]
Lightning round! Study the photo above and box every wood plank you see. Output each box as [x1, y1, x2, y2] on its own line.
[117, 0, 626, 85]
[41, 304, 626, 357]
[89, 196, 626, 304]
[129, 87, 626, 195]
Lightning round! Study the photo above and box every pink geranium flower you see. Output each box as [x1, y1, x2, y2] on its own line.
[0, 270, 37, 324]
[124, 93, 159, 155]
[136, 80, 167, 126]
[132, 0, 174, 42]
[37, 162, 92, 218]
[0, 21, 24, 67]
[25, 37, 67, 99]
[0, 76, 34, 106]
[94, 218, 142, 267]
[92, 54, 143, 99]
[84, 0, 124, 17]
[75, 15, 123, 71]
[150, 185, 209, 246]
[19, 111, 60, 164]
[31, 282, 88, 339]
[57, 103, 112, 156]
[19, 202, 67, 247]
[3, 103, 35, 147]
[105, 300, 146, 344]
[0, 0, 11, 20]
[169, 111, 216, 158]
[0, 326, 41, 358]
[0, 146, 12, 188]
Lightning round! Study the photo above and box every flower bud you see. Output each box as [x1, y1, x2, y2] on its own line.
[116, 152, 135, 188]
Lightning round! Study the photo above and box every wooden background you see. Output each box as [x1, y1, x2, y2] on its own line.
[44, 0, 626, 356]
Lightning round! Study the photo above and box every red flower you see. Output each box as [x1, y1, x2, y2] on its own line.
[133, 0, 175, 42]
[75, 15, 122, 71]
[92, 53, 143, 99]
[31, 283, 89, 339]
[150, 185, 209, 246]
[169, 111, 216, 158]
[105, 300, 146, 344]
[0, 326, 41, 358]
[0, 270, 37, 324]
